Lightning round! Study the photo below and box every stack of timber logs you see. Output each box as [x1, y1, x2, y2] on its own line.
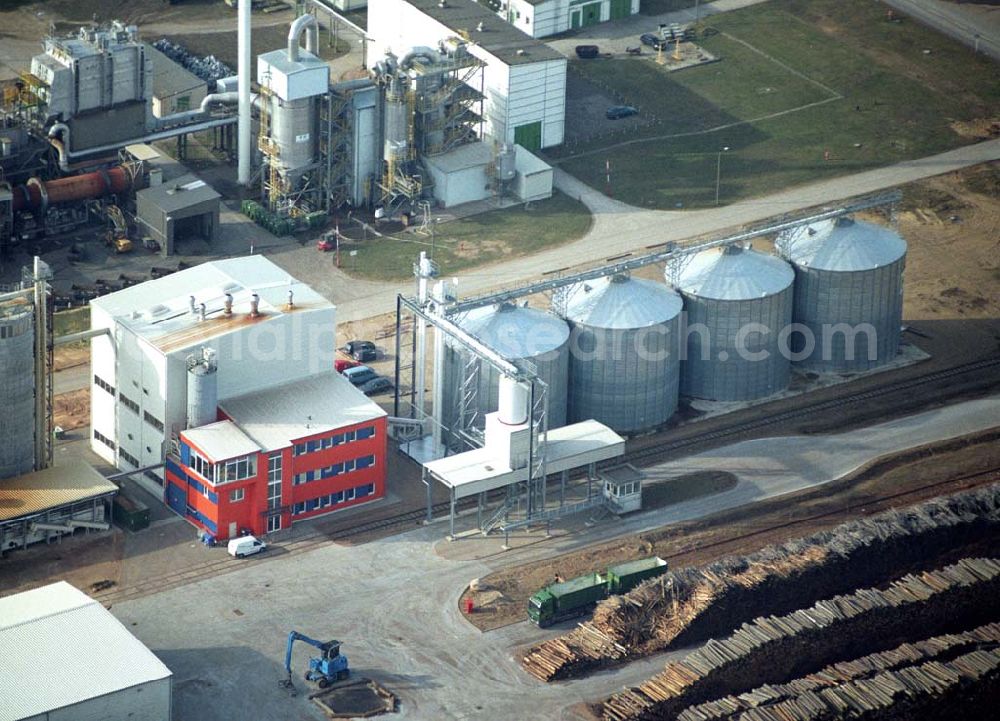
[600, 558, 1000, 721]
[521, 484, 1000, 682]
[677, 622, 1000, 720]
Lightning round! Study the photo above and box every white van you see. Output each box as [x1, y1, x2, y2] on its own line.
[227, 535, 267, 558]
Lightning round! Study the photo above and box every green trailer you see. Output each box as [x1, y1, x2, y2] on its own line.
[528, 573, 607, 628]
[606, 556, 669, 594]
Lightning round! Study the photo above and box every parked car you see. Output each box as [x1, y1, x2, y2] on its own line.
[575, 44, 600, 59]
[640, 33, 668, 50]
[606, 105, 638, 120]
[335, 358, 361, 373]
[342, 365, 378, 387]
[343, 340, 377, 362]
[228, 535, 267, 558]
[317, 236, 336, 252]
[360, 376, 393, 396]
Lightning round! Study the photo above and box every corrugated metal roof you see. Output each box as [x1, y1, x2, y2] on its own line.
[182, 420, 261, 462]
[0, 461, 117, 523]
[219, 370, 387, 452]
[458, 303, 569, 359]
[776, 216, 907, 272]
[0, 581, 171, 720]
[91, 256, 334, 354]
[672, 245, 794, 301]
[561, 275, 682, 330]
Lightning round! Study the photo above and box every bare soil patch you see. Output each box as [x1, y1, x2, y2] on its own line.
[54, 388, 90, 431]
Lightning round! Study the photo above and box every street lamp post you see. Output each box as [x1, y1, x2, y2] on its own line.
[715, 146, 730, 206]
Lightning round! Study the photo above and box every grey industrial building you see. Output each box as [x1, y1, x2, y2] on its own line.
[136, 175, 221, 255]
[0, 581, 172, 721]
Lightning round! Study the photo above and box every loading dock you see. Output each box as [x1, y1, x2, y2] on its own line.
[136, 174, 221, 256]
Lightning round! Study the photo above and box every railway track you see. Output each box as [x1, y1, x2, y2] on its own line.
[93, 356, 1000, 606]
[627, 356, 1000, 465]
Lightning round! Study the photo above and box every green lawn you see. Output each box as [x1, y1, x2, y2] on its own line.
[342, 191, 592, 281]
[554, 0, 1000, 209]
[640, 0, 717, 17]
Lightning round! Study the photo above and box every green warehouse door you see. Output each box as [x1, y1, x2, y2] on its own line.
[514, 121, 542, 152]
[582, 2, 601, 27]
[610, 0, 631, 21]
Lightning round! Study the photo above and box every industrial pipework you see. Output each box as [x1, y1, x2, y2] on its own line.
[287, 14, 319, 62]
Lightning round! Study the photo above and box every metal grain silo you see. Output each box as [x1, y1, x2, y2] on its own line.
[0, 299, 35, 478]
[557, 274, 683, 433]
[669, 245, 795, 401]
[440, 303, 569, 450]
[776, 216, 906, 372]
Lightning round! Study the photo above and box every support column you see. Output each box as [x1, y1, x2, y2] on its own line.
[423, 467, 432, 523]
[560, 470, 567, 508]
[449, 488, 456, 540]
[238, 0, 252, 186]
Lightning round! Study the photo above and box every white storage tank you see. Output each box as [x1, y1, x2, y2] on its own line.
[776, 216, 907, 372]
[0, 300, 35, 479]
[557, 274, 683, 433]
[186, 348, 218, 429]
[440, 303, 569, 449]
[669, 245, 795, 401]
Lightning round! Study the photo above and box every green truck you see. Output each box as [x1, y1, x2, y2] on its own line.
[527, 556, 669, 627]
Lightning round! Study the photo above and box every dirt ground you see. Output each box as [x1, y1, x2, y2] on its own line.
[54, 387, 90, 431]
[460, 429, 1000, 631]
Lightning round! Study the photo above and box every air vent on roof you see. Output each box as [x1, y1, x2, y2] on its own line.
[148, 304, 170, 316]
[516, 49, 525, 56]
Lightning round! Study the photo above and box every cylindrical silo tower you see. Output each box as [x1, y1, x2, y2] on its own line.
[186, 348, 219, 429]
[775, 216, 906, 372]
[0, 298, 35, 478]
[558, 274, 683, 433]
[440, 303, 569, 450]
[669, 245, 795, 401]
[270, 96, 317, 176]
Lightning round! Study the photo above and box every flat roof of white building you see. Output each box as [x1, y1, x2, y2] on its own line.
[0, 581, 171, 720]
[90, 255, 333, 354]
[425, 419, 624, 498]
[183, 420, 262, 461]
[217, 370, 387, 452]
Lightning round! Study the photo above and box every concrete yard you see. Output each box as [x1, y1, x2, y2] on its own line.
[109, 394, 1000, 720]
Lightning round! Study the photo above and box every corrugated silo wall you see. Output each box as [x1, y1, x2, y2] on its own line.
[440, 340, 569, 451]
[790, 257, 905, 372]
[0, 308, 35, 478]
[681, 287, 793, 401]
[567, 314, 681, 433]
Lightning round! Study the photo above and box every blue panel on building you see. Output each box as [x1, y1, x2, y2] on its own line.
[180, 442, 191, 465]
[166, 482, 186, 516]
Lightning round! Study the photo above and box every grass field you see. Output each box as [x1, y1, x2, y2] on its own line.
[554, 0, 1000, 209]
[342, 191, 592, 281]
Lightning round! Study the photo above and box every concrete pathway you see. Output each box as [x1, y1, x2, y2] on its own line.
[323, 138, 1000, 323]
[109, 395, 999, 721]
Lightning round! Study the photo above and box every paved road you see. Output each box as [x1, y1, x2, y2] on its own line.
[884, 0, 1000, 61]
[110, 395, 1000, 721]
[315, 138, 1000, 323]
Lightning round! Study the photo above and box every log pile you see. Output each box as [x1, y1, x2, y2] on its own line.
[600, 558, 1000, 721]
[677, 622, 1000, 720]
[521, 484, 1000, 682]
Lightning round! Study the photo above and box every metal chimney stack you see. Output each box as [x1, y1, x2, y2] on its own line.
[238, 0, 251, 185]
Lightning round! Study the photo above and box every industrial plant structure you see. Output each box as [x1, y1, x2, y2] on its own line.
[395, 193, 908, 537]
[0, 3, 560, 253]
[776, 216, 907, 373]
[498, 0, 641, 39]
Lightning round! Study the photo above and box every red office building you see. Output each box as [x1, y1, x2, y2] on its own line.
[165, 371, 387, 540]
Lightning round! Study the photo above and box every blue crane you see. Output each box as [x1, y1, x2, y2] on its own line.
[283, 631, 350, 689]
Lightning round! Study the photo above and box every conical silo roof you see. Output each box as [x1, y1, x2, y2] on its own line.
[673, 245, 794, 301]
[461, 302, 569, 359]
[776, 216, 907, 272]
[563, 275, 683, 330]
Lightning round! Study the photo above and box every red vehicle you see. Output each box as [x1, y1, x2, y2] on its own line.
[335, 358, 361, 373]
[317, 237, 336, 252]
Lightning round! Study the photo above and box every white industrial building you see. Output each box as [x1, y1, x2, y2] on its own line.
[0, 581, 172, 721]
[499, 0, 641, 39]
[367, 0, 567, 150]
[89, 256, 336, 496]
